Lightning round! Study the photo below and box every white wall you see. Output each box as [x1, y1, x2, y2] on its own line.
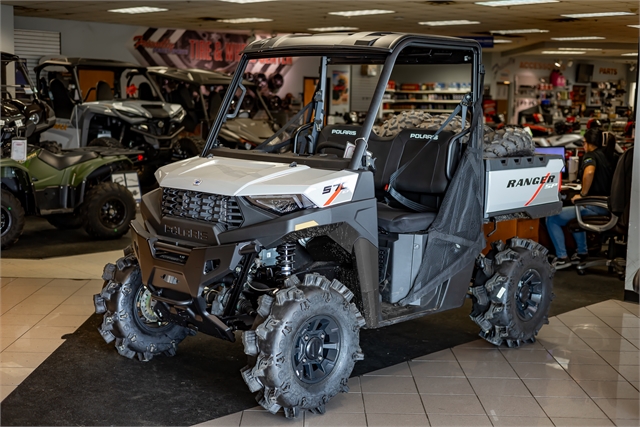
[14, 16, 139, 63]
[626, 85, 640, 299]
[276, 56, 320, 100]
[1, 5, 14, 54]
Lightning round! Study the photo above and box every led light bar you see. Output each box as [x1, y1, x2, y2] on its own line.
[621, 53, 638, 56]
[491, 29, 549, 34]
[493, 39, 513, 43]
[561, 12, 635, 18]
[217, 17, 273, 23]
[307, 27, 359, 32]
[328, 10, 395, 17]
[551, 36, 605, 41]
[476, 0, 558, 6]
[419, 20, 480, 26]
[628, 25, 640, 28]
[108, 6, 168, 14]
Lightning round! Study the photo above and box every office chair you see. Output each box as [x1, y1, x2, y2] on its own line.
[571, 147, 634, 279]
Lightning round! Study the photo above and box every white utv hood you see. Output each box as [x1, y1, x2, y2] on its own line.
[155, 156, 360, 208]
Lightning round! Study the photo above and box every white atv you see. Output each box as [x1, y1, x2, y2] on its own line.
[35, 58, 203, 185]
[94, 32, 563, 419]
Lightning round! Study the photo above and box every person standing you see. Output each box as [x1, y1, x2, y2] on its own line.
[546, 129, 617, 269]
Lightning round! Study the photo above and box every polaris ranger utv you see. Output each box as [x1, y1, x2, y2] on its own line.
[95, 33, 563, 418]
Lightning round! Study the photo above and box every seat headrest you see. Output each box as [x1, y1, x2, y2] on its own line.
[96, 80, 113, 101]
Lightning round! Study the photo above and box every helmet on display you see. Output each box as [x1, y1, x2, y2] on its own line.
[587, 119, 602, 130]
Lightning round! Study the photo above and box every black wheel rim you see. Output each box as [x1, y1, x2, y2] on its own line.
[1, 206, 11, 237]
[100, 198, 127, 230]
[134, 285, 170, 331]
[516, 268, 543, 321]
[292, 315, 341, 384]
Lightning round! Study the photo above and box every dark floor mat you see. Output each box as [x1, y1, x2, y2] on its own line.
[0, 269, 626, 426]
[2, 217, 131, 259]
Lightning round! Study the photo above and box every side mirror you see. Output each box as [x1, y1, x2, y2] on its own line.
[25, 121, 36, 138]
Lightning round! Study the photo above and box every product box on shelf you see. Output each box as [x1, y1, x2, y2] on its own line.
[400, 83, 421, 91]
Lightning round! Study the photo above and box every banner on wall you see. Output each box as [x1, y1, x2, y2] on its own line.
[128, 28, 295, 107]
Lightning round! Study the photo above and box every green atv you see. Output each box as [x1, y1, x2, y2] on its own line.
[1, 113, 138, 249]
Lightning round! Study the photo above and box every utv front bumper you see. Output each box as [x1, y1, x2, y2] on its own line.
[130, 219, 250, 299]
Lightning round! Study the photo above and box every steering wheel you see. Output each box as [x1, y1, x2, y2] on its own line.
[83, 87, 96, 102]
[257, 122, 313, 153]
[291, 122, 314, 154]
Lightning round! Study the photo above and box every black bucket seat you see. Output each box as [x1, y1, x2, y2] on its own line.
[96, 81, 114, 101]
[37, 149, 99, 170]
[49, 78, 74, 119]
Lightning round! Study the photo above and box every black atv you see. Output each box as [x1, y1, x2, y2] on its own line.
[1, 52, 58, 153]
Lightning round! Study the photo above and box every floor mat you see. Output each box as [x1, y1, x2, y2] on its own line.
[0, 269, 625, 426]
[2, 217, 131, 259]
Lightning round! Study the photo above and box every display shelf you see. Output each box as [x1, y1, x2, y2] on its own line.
[384, 99, 462, 104]
[383, 108, 455, 114]
[388, 89, 469, 94]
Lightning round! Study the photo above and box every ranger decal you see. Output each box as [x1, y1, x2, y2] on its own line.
[507, 174, 555, 188]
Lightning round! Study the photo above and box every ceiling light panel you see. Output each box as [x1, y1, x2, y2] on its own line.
[217, 17, 273, 23]
[476, 0, 558, 6]
[622, 53, 638, 56]
[558, 47, 602, 51]
[328, 10, 395, 17]
[551, 36, 605, 41]
[542, 51, 586, 55]
[307, 26, 359, 32]
[218, 0, 277, 3]
[419, 20, 480, 26]
[108, 6, 168, 14]
[561, 12, 635, 18]
[491, 29, 549, 34]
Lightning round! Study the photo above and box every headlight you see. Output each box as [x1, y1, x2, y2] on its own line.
[172, 108, 186, 123]
[29, 113, 40, 124]
[245, 194, 315, 215]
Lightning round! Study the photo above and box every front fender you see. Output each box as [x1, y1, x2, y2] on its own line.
[1, 160, 34, 213]
[71, 156, 134, 185]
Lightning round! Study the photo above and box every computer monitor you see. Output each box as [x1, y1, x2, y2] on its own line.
[535, 146, 566, 172]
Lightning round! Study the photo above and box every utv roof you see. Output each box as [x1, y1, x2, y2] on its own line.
[35, 57, 143, 71]
[243, 32, 481, 58]
[1, 52, 21, 62]
[146, 66, 255, 87]
[146, 66, 234, 85]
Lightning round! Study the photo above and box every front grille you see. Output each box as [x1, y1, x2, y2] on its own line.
[161, 188, 243, 229]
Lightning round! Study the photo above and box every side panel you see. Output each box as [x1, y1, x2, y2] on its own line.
[484, 155, 563, 218]
[40, 118, 79, 149]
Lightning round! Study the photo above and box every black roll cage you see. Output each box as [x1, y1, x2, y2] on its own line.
[202, 35, 483, 172]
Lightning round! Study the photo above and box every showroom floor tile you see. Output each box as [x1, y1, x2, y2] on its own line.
[192, 298, 639, 427]
[0, 276, 103, 401]
[0, 269, 638, 427]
